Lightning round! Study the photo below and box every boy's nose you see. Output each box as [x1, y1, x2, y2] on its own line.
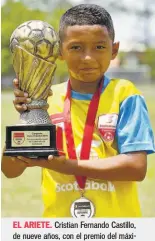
[83, 50, 94, 61]
[84, 54, 92, 60]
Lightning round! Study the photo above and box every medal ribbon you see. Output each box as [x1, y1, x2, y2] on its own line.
[64, 79, 103, 189]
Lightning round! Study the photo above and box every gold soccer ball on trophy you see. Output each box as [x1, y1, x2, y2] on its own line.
[10, 20, 59, 63]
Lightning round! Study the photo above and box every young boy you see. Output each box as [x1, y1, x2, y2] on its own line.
[2, 4, 155, 217]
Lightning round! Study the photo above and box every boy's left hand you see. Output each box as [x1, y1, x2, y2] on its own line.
[17, 155, 67, 169]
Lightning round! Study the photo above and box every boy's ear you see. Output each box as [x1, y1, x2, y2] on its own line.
[112, 42, 120, 60]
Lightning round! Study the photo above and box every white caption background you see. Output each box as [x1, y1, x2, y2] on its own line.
[1, 218, 155, 241]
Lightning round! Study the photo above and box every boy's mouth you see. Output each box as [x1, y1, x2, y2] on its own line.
[80, 68, 98, 71]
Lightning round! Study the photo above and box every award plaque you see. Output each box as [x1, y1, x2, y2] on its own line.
[4, 20, 61, 158]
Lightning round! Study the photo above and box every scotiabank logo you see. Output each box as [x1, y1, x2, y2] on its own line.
[56, 181, 115, 192]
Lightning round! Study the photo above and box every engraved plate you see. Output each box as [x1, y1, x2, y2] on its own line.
[11, 131, 50, 147]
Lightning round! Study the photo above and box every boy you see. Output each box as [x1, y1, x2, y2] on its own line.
[2, 4, 155, 217]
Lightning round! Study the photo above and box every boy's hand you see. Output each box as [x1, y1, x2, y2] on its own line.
[16, 155, 73, 175]
[17, 155, 66, 168]
[16, 156, 41, 167]
[13, 78, 30, 112]
[13, 78, 53, 113]
[10, 156, 29, 167]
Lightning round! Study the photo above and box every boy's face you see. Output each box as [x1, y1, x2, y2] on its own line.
[60, 25, 119, 83]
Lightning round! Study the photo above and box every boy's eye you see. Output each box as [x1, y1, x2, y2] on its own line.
[96, 45, 105, 49]
[70, 46, 81, 50]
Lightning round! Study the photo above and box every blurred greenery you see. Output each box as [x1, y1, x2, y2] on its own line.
[141, 48, 155, 80]
[1, 0, 69, 81]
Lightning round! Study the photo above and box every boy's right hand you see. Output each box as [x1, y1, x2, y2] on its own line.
[13, 78, 53, 113]
[13, 78, 30, 113]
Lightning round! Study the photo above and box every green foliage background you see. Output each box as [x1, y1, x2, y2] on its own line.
[141, 48, 155, 81]
[1, 0, 70, 82]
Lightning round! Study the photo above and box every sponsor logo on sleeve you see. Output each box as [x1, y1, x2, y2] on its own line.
[97, 114, 118, 142]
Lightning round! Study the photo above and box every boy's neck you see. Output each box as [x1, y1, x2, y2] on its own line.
[70, 78, 102, 94]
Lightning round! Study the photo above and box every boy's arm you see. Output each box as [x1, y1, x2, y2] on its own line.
[72, 151, 147, 181]
[1, 147, 28, 178]
[1, 155, 27, 178]
[17, 151, 147, 181]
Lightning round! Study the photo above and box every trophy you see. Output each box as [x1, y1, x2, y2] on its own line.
[4, 20, 61, 158]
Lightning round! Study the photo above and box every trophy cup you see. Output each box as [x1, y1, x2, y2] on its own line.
[4, 20, 61, 158]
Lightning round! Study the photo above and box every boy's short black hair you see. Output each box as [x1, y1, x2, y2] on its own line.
[59, 4, 115, 42]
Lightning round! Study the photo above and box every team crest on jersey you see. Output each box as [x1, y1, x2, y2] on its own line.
[97, 114, 118, 142]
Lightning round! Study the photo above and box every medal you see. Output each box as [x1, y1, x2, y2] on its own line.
[63, 78, 104, 218]
[70, 196, 95, 218]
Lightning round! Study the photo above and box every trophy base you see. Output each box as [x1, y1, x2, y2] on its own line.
[4, 148, 59, 158]
[4, 124, 61, 158]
